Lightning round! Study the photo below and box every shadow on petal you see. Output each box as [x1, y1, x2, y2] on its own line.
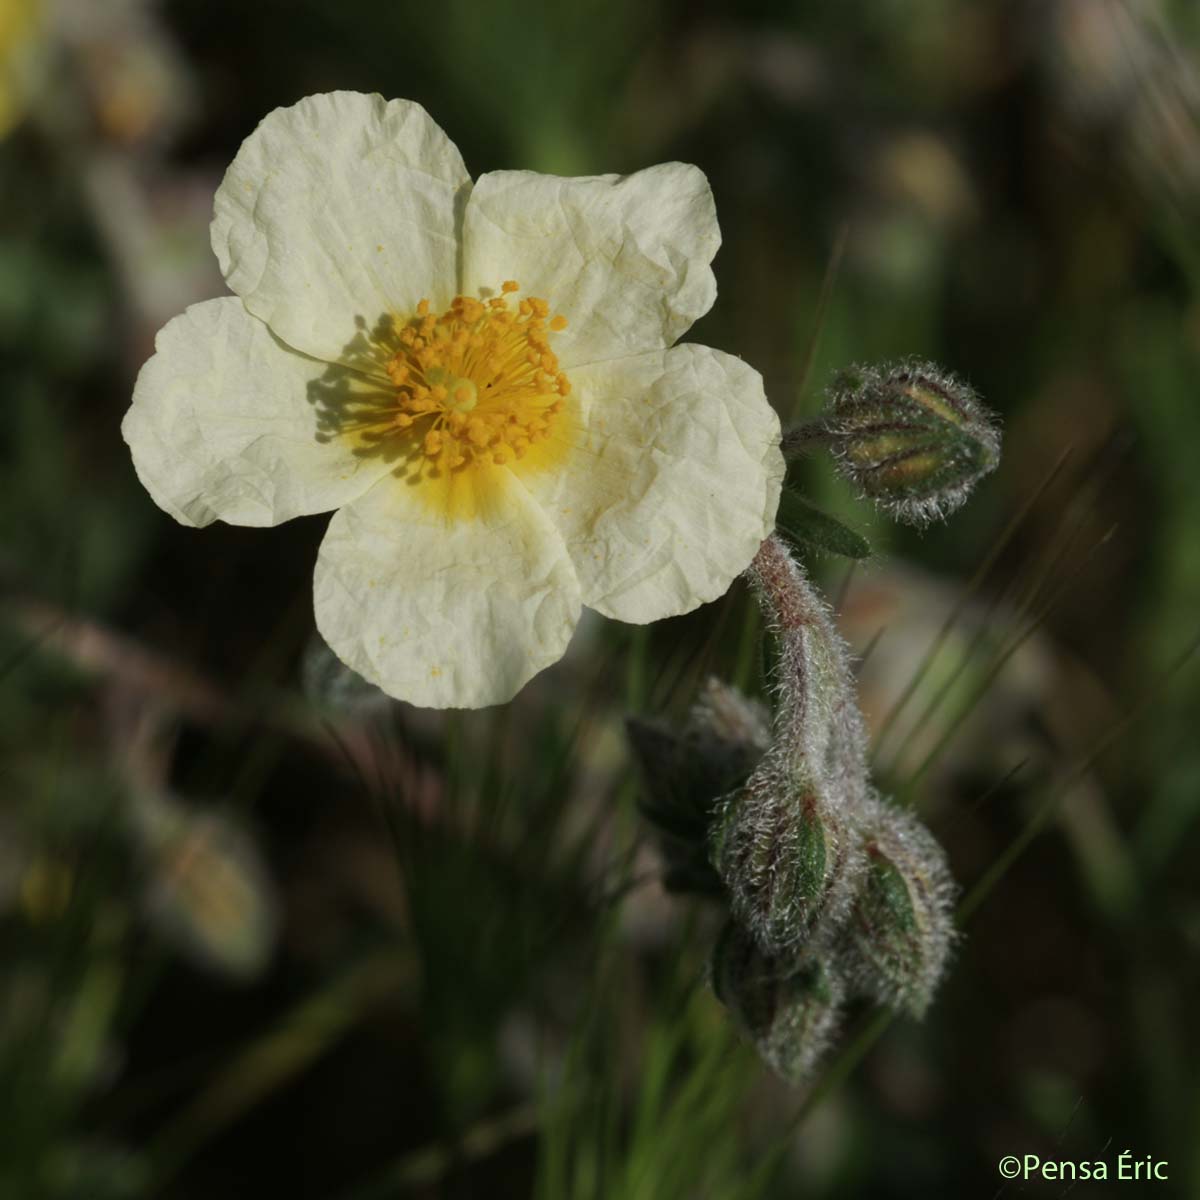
[305, 311, 426, 484]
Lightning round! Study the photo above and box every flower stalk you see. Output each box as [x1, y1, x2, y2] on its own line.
[709, 534, 869, 956]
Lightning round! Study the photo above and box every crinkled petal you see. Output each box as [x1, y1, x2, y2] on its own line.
[314, 471, 582, 709]
[211, 92, 469, 364]
[461, 165, 719, 369]
[525, 343, 783, 622]
[123, 298, 395, 528]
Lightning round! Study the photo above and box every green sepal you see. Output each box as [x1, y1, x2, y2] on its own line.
[845, 795, 957, 1017]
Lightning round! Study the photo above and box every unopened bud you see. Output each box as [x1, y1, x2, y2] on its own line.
[845, 795, 957, 1017]
[823, 360, 1000, 525]
[710, 779, 861, 955]
[628, 678, 770, 894]
[711, 921, 843, 1084]
[690, 675, 775, 752]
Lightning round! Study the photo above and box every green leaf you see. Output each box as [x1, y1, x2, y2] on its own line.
[776, 490, 870, 559]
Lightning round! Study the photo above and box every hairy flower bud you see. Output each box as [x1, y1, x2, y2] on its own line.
[628, 678, 771, 894]
[710, 780, 860, 954]
[845, 795, 957, 1017]
[711, 921, 843, 1084]
[823, 360, 1000, 525]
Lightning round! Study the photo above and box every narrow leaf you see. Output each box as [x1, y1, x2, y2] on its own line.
[777, 490, 871, 559]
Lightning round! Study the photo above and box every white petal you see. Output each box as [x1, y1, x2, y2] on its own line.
[461, 164, 719, 368]
[123, 298, 396, 527]
[526, 344, 783, 622]
[314, 470, 582, 709]
[211, 92, 470, 363]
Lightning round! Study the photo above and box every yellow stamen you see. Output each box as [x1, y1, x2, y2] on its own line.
[356, 283, 574, 510]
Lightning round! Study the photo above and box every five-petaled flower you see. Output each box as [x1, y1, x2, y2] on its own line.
[123, 92, 783, 708]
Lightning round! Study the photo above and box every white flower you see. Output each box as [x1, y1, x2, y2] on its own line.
[123, 92, 783, 708]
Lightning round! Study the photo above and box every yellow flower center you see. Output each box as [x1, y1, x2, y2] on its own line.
[384, 281, 571, 475]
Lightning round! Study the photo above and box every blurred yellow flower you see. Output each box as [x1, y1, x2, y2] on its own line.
[0, 0, 40, 139]
[124, 92, 782, 707]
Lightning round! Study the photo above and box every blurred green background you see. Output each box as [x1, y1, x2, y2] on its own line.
[3, 0, 1200, 1196]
